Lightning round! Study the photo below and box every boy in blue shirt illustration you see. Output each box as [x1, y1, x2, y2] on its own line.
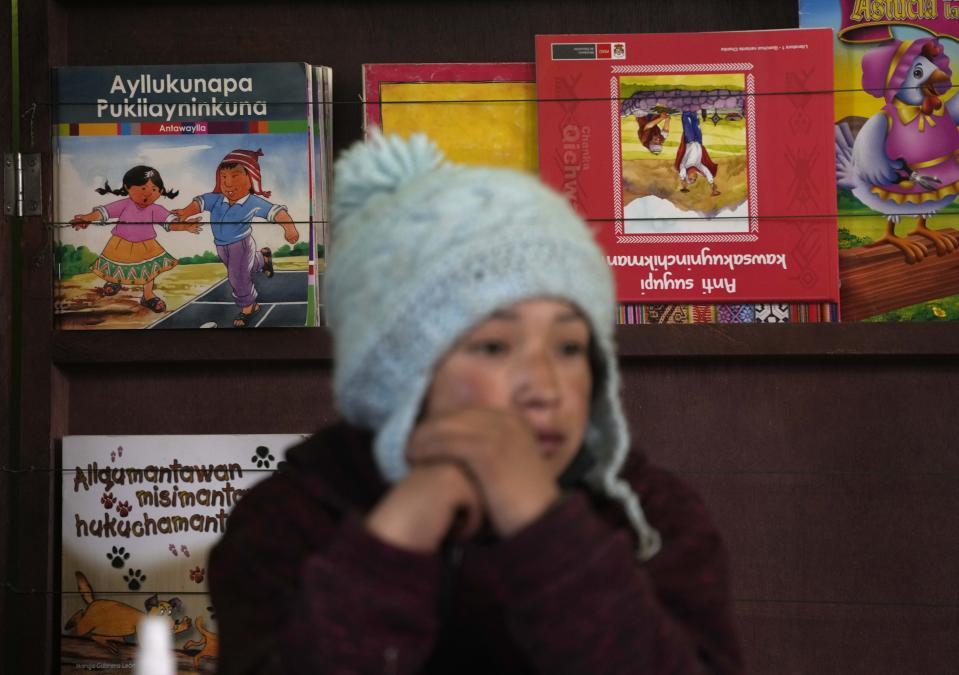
[173, 149, 299, 327]
[675, 112, 720, 196]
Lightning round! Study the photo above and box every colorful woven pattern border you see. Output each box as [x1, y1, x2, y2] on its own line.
[617, 302, 839, 324]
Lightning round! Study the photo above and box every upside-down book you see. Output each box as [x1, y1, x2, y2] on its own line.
[536, 29, 840, 307]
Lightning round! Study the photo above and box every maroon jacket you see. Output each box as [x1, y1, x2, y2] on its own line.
[209, 422, 743, 674]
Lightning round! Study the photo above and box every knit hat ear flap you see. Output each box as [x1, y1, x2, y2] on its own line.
[332, 129, 445, 228]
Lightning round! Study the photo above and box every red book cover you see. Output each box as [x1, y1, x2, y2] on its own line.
[536, 29, 840, 304]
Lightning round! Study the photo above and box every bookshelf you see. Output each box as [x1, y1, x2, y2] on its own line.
[3, 0, 958, 673]
[48, 322, 959, 364]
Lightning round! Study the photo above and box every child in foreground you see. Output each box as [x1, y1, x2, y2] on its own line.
[209, 132, 743, 674]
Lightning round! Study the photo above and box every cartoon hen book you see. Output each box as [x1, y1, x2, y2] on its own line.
[53, 63, 329, 329]
[536, 29, 840, 305]
[801, 1, 959, 321]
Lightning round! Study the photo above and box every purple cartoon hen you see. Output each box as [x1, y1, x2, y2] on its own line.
[836, 37, 959, 263]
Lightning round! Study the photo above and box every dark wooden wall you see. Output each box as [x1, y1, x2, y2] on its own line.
[3, 1, 958, 673]
[1, 0, 14, 666]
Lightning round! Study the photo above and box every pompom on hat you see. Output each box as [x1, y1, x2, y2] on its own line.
[324, 130, 661, 560]
[861, 37, 952, 102]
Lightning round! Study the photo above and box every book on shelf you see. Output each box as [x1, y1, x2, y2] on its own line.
[362, 61, 538, 172]
[53, 62, 331, 330]
[363, 59, 837, 323]
[800, 1, 959, 322]
[535, 29, 841, 318]
[60, 433, 307, 671]
[312, 64, 334, 325]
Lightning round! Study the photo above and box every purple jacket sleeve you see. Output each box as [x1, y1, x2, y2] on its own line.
[209, 476, 442, 675]
[489, 477, 742, 674]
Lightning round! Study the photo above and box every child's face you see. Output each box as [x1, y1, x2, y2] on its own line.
[128, 180, 161, 207]
[648, 131, 664, 154]
[422, 298, 593, 479]
[219, 166, 253, 202]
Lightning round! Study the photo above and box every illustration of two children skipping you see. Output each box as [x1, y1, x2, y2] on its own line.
[71, 149, 298, 328]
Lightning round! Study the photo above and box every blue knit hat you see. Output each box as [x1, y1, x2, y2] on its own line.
[325, 131, 661, 560]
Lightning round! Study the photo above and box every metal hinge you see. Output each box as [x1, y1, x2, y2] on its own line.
[3, 153, 42, 217]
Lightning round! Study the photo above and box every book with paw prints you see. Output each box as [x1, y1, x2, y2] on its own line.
[60, 434, 306, 672]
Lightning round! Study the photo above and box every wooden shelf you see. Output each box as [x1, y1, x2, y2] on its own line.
[51, 327, 334, 364]
[615, 322, 959, 358]
[50, 322, 959, 365]
[8, 3, 959, 675]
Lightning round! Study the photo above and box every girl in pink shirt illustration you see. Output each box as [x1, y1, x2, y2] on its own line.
[71, 165, 201, 312]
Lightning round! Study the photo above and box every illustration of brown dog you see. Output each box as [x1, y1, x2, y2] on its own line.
[182, 615, 219, 669]
[64, 571, 192, 654]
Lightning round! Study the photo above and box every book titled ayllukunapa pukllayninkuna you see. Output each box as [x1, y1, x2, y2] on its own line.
[54, 62, 329, 329]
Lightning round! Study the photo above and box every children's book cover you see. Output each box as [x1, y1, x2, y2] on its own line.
[536, 30, 840, 305]
[362, 60, 836, 322]
[362, 62, 539, 172]
[53, 63, 323, 329]
[801, 1, 959, 321]
[60, 434, 305, 672]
